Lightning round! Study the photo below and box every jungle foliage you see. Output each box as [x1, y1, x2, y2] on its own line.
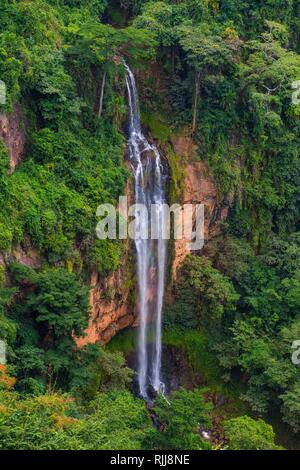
[1, 0, 300, 450]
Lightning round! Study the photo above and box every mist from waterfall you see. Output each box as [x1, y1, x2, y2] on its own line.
[124, 63, 168, 400]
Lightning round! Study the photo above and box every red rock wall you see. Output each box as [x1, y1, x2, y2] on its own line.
[76, 263, 135, 346]
[0, 105, 25, 169]
[76, 183, 136, 346]
[171, 135, 232, 279]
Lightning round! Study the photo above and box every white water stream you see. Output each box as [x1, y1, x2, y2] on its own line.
[125, 63, 167, 399]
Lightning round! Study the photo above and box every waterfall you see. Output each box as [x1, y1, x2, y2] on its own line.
[124, 63, 168, 400]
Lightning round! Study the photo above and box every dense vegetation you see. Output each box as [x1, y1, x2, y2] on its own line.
[1, 0, 300, 450]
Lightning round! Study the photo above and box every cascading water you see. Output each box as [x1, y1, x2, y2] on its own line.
[124, 63, 168, 400]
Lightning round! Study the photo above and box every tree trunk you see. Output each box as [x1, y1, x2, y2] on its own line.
[98, 69, 107, 118]
[171, 47, 175, 75]
[192, 71, 200, 135]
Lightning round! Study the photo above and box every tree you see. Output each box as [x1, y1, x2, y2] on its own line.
[9, 263, 90, 390]
[178, 24, 234, 133]
[223, 416, 282, 450]
[79, 392, 153, 450]
[68, 21, 156, 117]
[181, 255, 238, 324]
[133, 1, 181, 73]
[0, 266, 16, 345]
[149, 388, 213, 450]
[164, 254, 239, 331]
[74, 347, 134, 402]
[279, 381, 300, 433]
[210, 234, 300, 429]
[0, 385, 152, 450]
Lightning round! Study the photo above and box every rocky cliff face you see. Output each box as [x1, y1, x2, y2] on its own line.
[0, 105, 25, 169]
[171, 135, 232, 280]
[77, 134, 232, 346]
[76, 264, 135, 346]
[76, 185, 137, 346]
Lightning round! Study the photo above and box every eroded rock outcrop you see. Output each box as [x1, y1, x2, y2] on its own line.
[0, 105, 26, 170]
[76, 183, 136, 346]
[76, 263, 135, 346]
[171, 135, 232, 279]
